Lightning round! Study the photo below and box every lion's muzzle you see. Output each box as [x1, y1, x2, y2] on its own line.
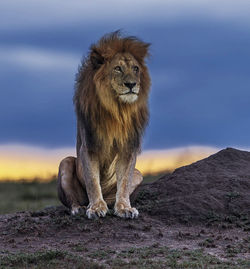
[124, 82, 136, 90]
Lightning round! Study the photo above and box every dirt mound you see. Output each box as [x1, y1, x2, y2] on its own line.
[135, 147, 250, 223]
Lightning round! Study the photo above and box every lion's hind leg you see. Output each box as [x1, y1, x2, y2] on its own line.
[57, 156, 88, 215]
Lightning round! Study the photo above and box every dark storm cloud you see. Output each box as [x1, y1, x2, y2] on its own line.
[1, 2, 250, 150]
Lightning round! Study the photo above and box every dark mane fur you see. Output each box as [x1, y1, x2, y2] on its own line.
[74, 32, 151, 159]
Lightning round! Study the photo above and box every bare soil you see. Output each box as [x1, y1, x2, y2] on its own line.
[0, 148, 249, 268]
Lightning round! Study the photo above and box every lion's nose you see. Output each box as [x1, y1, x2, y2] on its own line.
[124, 82, 136, 90]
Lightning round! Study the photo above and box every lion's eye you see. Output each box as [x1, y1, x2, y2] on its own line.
[133, 66, 139, 73]
[114, 66, 122, 72]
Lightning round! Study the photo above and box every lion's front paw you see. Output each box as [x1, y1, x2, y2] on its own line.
[114, 202, 139, 219]
[86, 199, 108, 219]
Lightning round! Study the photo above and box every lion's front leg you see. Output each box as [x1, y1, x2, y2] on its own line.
[114, 153, 139, 219]
[79, 146, 108, 219]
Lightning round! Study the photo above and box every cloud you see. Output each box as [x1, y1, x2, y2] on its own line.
[1, 0, 250, 30]
[0, 46, 79, 70]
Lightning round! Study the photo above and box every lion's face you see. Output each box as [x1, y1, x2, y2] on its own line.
[109, 53, 141, 104]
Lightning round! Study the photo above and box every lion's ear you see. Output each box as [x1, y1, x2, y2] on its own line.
[90, 49, 104, 69]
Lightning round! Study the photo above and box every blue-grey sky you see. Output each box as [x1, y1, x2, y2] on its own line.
[1, 0, 250, 150]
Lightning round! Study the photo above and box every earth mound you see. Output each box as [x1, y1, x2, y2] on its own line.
[135, 147, 250, 224]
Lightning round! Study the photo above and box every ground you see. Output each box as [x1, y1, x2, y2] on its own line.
[0, 148, 249, 268]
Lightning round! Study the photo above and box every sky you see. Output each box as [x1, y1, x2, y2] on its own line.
[0, 0, 250, 179]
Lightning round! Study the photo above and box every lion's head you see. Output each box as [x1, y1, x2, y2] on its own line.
[87, 32, 150, 110]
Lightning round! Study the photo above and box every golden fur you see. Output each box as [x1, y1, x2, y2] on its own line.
[58, 32, 151, 219]
[74, 32, 150, 157]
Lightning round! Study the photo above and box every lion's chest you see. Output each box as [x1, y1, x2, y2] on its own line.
[95, 117, 135, 153]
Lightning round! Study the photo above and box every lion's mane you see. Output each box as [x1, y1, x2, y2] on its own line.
[74, 32, 151, 158]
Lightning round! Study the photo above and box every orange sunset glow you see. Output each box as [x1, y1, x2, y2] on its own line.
[0, 144, 218, 181]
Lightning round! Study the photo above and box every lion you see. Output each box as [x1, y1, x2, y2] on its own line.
[57, 31, 151, 219]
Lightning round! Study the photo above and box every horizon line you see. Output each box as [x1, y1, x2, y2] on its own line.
[0, 143, 247, 181]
